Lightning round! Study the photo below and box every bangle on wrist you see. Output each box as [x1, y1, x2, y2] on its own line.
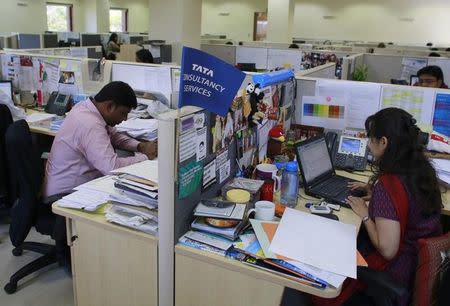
[362, 215, 370, 223]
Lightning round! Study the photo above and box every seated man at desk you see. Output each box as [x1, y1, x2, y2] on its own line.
[414, 65, 448, 88]
[44, 81, 157, 198]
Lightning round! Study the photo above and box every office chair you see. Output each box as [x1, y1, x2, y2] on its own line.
[3, 120, 63, 294]
[350, 232, 450, 306]
[0, 105, 13, 217]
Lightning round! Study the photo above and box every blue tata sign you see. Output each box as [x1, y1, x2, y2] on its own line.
[178, 47, 246, 117]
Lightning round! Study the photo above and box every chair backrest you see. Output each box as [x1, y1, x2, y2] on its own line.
[412, 232, 450, 306]
[5, 120, 44, 247]
[0, 104, 13, 206]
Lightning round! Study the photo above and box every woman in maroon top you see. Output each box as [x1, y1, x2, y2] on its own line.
[343, 108, 443, 306]
[281, 108, 442, 306]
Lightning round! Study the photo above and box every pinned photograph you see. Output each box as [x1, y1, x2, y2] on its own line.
[59, 71, 75, 84]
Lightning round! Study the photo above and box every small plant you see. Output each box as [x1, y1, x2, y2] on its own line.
[352, 64, 369, 81]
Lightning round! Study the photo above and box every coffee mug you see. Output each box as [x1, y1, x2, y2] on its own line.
[255, 163, 281, 192]
[248, 200, 275, 221]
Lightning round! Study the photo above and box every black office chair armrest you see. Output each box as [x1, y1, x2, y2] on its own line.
[357, 266, 407, 305]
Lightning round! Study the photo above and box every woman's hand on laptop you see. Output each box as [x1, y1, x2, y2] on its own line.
[348, 181, 371, 201]
[346, 196, 369, 219]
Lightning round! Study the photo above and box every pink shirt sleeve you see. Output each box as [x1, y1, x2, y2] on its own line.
[79, 123, 147, 175]
[108, 126, 141, 152]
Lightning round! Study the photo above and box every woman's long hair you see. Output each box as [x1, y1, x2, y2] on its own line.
[365, 108, 442, 214]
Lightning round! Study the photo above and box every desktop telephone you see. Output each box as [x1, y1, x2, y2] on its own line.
[325, 132, 369, 171]
[45, 91, 72, 116]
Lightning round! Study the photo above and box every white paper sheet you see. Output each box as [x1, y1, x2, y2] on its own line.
[179, 129, 197, 163]
[70, 47, 88, 58]
[26, 112, 56, 123]
[58, 189, 108, 211]
[380, 85, 436, 126]
[111, 159, 158, 183]
[315, 79, 382, 129]
[269, 208, 357, 279]
[286, 260, 346, 288]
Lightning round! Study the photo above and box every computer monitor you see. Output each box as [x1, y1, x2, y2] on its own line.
[81, 34, 102, 47]
[236, 63, 256, 72]
[410, 75, 419, 86]
[0, 81, 13, 100]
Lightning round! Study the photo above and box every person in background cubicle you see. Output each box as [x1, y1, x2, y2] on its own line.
[225, 41, 233, 45]
[414, 65, 448, 88]
[106, 33, 120, 60]
[281, 108, 442, 306]
[288, 43, 299, 49]
[43, 81, 157, 199]
[377, 42, 386, 48]
[135, 48, 154, 64]
[428, 52, 441, 57]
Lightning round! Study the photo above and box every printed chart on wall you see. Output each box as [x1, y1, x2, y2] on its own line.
[380, 86, 435, 126]
[301, 95, 348, 130]
[315, 79, 381, 129]
[433, 91, 450, 137]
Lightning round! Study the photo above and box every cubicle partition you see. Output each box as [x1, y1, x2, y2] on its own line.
[0, 50, 112, 101]
[296, 62, 336, 79]
[294, 76, 449, 135]
[200, 44, 236, 65]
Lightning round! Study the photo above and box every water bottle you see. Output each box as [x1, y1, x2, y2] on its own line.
[280, 161, 299, 208]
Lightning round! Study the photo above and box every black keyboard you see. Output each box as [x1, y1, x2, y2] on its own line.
[313, 177, 348, 197]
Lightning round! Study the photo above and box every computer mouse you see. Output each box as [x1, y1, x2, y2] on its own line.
[349, 188, 367, 198]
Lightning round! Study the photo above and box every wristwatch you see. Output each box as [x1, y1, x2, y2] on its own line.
[362, 216, 370, 223]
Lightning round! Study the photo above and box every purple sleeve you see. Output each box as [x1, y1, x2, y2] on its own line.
[108, 126, 141, 152]
[368, 182, 399, 221]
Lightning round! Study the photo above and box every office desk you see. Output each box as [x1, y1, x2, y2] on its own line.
[52, 204, 158, 306]
[25, 109, 58, 137]
[174, 171, 363, 306]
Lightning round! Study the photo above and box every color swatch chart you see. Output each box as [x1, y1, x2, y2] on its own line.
[303, 104, 345, 119]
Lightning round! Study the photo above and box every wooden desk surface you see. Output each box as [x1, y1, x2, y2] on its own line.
[25, 109, 58, 137]
[52, 203, 158, 244]
[175, 170, 364, 299]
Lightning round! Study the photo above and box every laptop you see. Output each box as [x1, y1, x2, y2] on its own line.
[294, 135, 358, 207]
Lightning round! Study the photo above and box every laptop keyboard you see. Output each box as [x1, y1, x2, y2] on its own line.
[313, 177, 349, 197]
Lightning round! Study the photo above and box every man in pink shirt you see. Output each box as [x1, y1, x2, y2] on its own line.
[44, 81, 157, 198]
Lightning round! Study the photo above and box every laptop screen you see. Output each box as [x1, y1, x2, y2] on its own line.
[296, 137, 333, 185]
[0, 81, 12, 100]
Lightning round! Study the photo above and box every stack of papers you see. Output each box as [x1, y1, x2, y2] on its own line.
[116, 118, 158, 141]
[106, 205, 158, 235]
[194, 200, 247, 220]
[50, 118, 65, 131]
[26, 112, 56, 123]
[191, 217, 247, 241]
[268, 208, 357, 280]
[68, 160, 159, 234]
[58, 189, 109, 211]
[432, 158, 450, 185]
[111, 159, 158, 185]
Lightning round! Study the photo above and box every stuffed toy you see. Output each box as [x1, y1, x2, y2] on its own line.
[246, 83, 265, 126]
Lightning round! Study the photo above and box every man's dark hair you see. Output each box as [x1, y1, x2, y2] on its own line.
[417, 65, 444, 82]
[289, 43, 299, 49]
[136, 49, 154, 63]
[94, 81, 137, 108]
[426, 42, 433, 47]
[428, 52, 441, 57]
